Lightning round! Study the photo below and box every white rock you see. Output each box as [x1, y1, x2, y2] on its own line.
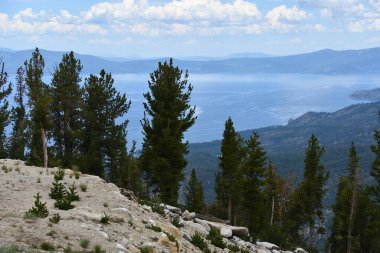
[183, 233, 192, 242]
[99, 230, 109, 240]
[161, 204, 182, 215]
[194, 218, 211, 231]
[148, 219, 157, 227]
[184, 221, 209, 235]
[111, 207, 134, 221]
[116, 243, 128, 252]
[256, 249, 271, 253]
[272, 250, 281, 253]
[142, 205, 152, 212]
[182, 210, 195, 221]
[220, 227, 232, 238]
[295, 248, 308, 253]
[79, 211, 102, 223]
[256, 241, 279, 250]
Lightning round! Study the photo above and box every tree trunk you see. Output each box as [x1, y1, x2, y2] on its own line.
[41, 127, 48, 168]
[347, 166, 359, 253]
[270, 196, 275, 226]
[308, 223, 313, 248]
[228, 197, 232, 224]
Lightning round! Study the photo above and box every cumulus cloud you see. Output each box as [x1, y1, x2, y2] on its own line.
[266, 5, 308, 31]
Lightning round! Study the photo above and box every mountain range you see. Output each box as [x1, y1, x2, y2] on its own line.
[1, 47, 380, 75]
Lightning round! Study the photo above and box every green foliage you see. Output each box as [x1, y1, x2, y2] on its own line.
[24, 48, 51, 167]
[26, 193, 49, 218]
[54, 168, 65, 181]
[147, 224, 162, 232]
[49, 178, 66, 200]
[215, 117, 243, 222]
[49, 214, 61, 224]
[190, 232, 210, 253]
[40, 242, 55, 251]
[54, 197, 75, 210]
[79, 183, 87, 192]
[9, 66, 27, 160]
[81, 69, 131, 179]
[93, 245, 105, 253]
[0, 60, 12, 159]
[185, 168, 205, 213]
[100, 213, 110, 224]
[171, 216, 184, 228]
[206, 228, 226, 249]
[51, 51, 83, 168]
[67, 182, 80, 201]
[140, 59, 196, 205]
[80, 239, 89, 249]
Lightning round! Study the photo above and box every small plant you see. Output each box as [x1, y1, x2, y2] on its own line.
[93, 245, 105, 253]
[54, 197, 75, 210]
[26, 193, 49, 218]
[206, 228, 226, 249]
[15, 166, 20, 172]
[79, 183, 87, 192]
[2, 164, 8, 173]
[39, 171, 43, 175]
[67, 182, 80, 201]
[140, 248, 150, 253]
[49, 214, 61, 224]
[147, 224, 162, 232]
[80, 239, 90, 249]
[100, 213, 110, 224]
[191, 232, 211, 253]
[40, 242, 55, 251]
[74, 171, 80, 179]
[37, 178, 41, 183]
[49, 179, 67, 200]
[227, 244, 241, 253]
[164, 231, 179, 249]
[151, 203, 165, 217]
[103, 202, 108, 207]
[54, 168, 65, 181]
[46, 230, 57, 237]
[171, 216, 184, 228]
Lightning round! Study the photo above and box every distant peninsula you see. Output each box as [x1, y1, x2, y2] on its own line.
[351, 87, 380, 101]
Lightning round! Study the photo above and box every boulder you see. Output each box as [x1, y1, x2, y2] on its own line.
[111, 207, 134, 222]
[158, 223, 181, 239]
[198, 220, 249, 238]
[256, 249, 271, 253]
[142, 205, 152, 212]
[194, 218, 211, 231]
[220, 227, 232, 238]
[184, 221, 209, 235]
[140, 243, 160, 253]
[182, 210, 195, 221]
[182, 233, 192, 242]
[295, 248, 308, 253]
[158, 233, 179, 253]
[161, 204, 182, 215]
[256, 241, 279, 250]
[116, 243, 128, 253]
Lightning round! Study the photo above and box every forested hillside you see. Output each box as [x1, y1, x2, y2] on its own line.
[187, 101, 380, 202]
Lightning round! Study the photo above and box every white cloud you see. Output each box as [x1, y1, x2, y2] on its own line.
[266, 5, 308, 32]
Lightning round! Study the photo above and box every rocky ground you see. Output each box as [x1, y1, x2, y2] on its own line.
[0, 159, 308, 253]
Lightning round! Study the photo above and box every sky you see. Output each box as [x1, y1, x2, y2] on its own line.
[1, 0, 380, 57]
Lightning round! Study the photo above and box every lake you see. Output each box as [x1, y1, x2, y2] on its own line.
[7, 73, 380, 146]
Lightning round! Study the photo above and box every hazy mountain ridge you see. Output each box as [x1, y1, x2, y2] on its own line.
[1, 47, 380, 75]
[187, 101, 380, 202]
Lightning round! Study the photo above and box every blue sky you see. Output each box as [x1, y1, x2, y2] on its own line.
[1, 0, 380, 57]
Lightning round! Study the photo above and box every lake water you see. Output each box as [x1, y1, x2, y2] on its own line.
[7, 73, 380, 146]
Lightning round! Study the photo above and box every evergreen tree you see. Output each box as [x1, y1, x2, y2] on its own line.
[9, 66, 27, 160]
[239, 132, 267, 233]
[329, 143, 372, 253]
[140, 59, 196, 205]
[185, 168, 205, 213]
[81, 70, 130, 178]
[286, 135, 329, 249]
[51, 51, 83, 168]
[24, 48, 51, 167]
[0, 60, 12, 158]
[215, 117, 243, 224]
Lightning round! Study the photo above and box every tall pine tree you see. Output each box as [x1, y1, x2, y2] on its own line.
[140, 59, 196, 205]
[239, 132, 267, 233]
[81, 70, 130, 178]
[9, 66, 27, 159]
[185, 168, 205, 213]
[0, 60, 12, 158]
[215, 117, 243, 224]
[51, 51, 83, 168]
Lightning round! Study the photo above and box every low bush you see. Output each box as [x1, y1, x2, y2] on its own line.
[40, 242, 55, 251]
[190, 232, 211, 253]
[49, 214, 61, 224]
[206, 228, 226, 249]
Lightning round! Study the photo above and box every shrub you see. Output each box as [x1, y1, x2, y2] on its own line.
[103, 202, 108, 207]
[0, 244, 20, 253]
[49, 179, 67, 200]
[147, 224, 162, 232]
[37, 178, 41, 183]
[79, 183, 87, 192]
[26, 193, 49, 218]
[49, 214, 61, 224]
[93, 245, 105, 253]
[1, 165, 8, 173]
[46, 230, 56, 237]
[227, 244, 240, 253]
[206, 228, 226, 249]
[190, 232, 211, 253]
[54, 197, 75, 210]
[80, 239, 89, 249]
[54, 168, 65, 181]
[100, 213, 110, 224]
[74, 171, 80, 180]
[67, 182, 80, 201]
[40, 242, 55, 251]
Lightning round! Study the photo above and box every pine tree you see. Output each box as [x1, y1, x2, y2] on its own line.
[140, 59, 196, 205]
[49, 178, 67, 200]
[51, 51, 83, 168]
[215, 117, 243, 224]
[185, 168, 205, 213]
[26, 193, 49, 218]
[9, 66, 27, 160]
[67, 182, 80, 201]
[239, 132, 267, 233]
[329, 143, 372, 253]
[286, 135, 329, 249]
[24, 48, 51, 167]
[81, 70, 130, 178]
[0, 60, 12, 158]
